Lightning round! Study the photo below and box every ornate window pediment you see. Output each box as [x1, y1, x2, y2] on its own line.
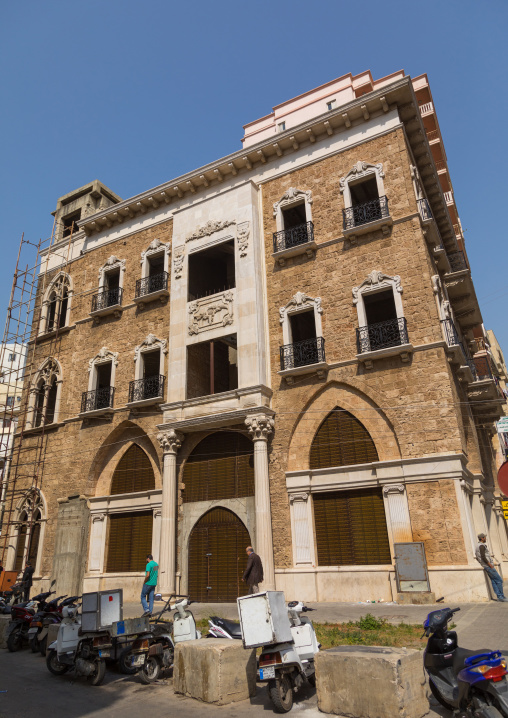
[88, 347, 119, 373]
[279, 292, 323, 346]
[273, 188, 313, 234]
[99, 255, 126, 281]
[352, 270, 402, 305]
[134, 334, 167, 362]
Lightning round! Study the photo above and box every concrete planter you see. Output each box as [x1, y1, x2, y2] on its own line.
[0, 615, 10, 649]
[315, 645, 428, 718]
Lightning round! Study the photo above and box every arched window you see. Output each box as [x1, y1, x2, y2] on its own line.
[183, 432, 254, 503]
[29, 358, 61, 428]
[40, 273, 72, 334]
[13, 492, 43, 572]
[110, 444, 155, 495]
[310, 407, 378, 469]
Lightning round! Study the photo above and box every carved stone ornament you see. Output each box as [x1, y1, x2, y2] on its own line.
[382, 484, 405, 495]
[245, 414, 274, 441]
[134, 334, 168, 362]
[157, 429, 184, 454]
[36, 357, 61, 383]
[280, 292, 322, 324]
[188, 291, 234, 336]
[237, 222, 250, 257]
[352, 271, 402, 305]
[173, 247, 185, 279]
[273, 187, 312, 217]
[45, 272, 72, 302]
[289, 492, 309, 503]
[185, 219, 236, 243]
[431, 275, 441, 295]
[140, 238, 170, 265]
[98, 255, 126, 278]
[339, 161, 384, 193]
[92, 513, 106, 523]
[88, 347, 118, 372]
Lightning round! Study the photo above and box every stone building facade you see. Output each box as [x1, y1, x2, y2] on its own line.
[2, 69, 507, 603]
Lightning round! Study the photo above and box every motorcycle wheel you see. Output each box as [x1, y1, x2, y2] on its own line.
[46, 649, 69, 676]
[268, 675, 294, 713]
[88, 658, 106, 686]
[428, 678, 454, 712]
[30, 635, 40, 653]
[118, 647, 137, 675]
[139, 656, 162, 684]
[7, 630, 22, 653]
[39, 635, 48, 657]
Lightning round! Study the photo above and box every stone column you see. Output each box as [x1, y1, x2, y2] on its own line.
[245, 414, 275, 590]
[289, 492, 314, 566]
[157, 429, 184, 595]
[382, 484, 413, 545]
[88, 513, 106, 573]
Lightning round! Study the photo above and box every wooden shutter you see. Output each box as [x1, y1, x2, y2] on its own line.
[313, 488, 391, 566]
[183, 432, 254, 503]
[310, 407, 378, 470]
[110, 444, 155, 495]
[106, 511, 153, 573]
[188, 508, 251, 602]
[14, 522, 27, 572]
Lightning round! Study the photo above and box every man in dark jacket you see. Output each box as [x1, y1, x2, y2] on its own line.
[242, 546, 263, 594]
[22, 562, 34, 601]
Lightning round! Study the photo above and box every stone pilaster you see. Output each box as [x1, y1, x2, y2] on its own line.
[245, 414, 275, 590]
[157, 429, 184, 595]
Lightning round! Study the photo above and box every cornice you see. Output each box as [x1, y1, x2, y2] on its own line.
[78, 78, 412, 237]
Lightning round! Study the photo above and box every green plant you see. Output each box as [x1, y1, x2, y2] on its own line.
[356, 613, 387, 630]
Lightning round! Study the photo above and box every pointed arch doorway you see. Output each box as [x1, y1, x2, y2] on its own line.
[188, 508, 251, 602]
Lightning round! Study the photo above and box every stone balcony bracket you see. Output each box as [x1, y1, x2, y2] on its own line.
[273, 240, 317, 266]
[356, 343, 414, 370]
[90, 305, 123, 325]
[342, 214, 393, 242]
[278, 361, 329, 385]
[133, 289, 169, 309]
[126, 396, 165, 411]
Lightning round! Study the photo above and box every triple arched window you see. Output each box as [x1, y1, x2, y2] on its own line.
[39, 272, 73, 335]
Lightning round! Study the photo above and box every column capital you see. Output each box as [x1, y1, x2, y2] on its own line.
[245, 414, 274, 442]
[157, 429, 184, 454]
[382, 484, 405, 495]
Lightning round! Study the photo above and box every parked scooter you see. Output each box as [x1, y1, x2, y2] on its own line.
[46, 603, 111, 686]
[207, 615, 242, 639]
[129, 596, 201, 684]
[28, 595, 79, 655]
[6, 592, 53, 652]
[423, 606, 508, 717]
[257, 601, 319, 713]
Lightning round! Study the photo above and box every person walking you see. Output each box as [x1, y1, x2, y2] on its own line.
[141, 554, 158, 616]
[22, 561, 34, 601]
[242, 546, 263, 594]
[476, 533, 507, 602]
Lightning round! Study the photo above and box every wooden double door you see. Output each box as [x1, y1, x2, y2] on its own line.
[188, 507, 251, 603]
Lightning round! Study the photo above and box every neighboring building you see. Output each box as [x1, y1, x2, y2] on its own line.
[2, 69, 507, 602]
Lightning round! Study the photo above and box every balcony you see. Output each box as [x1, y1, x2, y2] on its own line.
[80, 386, 114, 416]
[447, 250, 468, 273]
[356, 318, 412, 369]
[342, 196, 392, 240]
[444, 191, 454, 206]
[435, 160, 447, 173]
[272, 222, 316, 265]
[134, 272, 169, 307]
[278, 337, 328, 384]
[441, 319, 474, 378]
[426, 129, 440, 143]
[417, 198, 433, 223]
[419, 102, 434, 117]
[127, 375, 165, 407]
[90, 287, 123, 322]
[467, 355, 506, 419]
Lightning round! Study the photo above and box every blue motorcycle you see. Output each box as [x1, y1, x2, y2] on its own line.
[423, 607, 508, 717]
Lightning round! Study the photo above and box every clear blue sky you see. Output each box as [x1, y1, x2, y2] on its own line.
[1, 0, 507, 353]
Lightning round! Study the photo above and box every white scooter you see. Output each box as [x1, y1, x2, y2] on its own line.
[258, 601, 319, 713]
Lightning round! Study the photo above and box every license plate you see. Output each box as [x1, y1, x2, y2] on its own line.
[98, 650, 110, 658]
[259, 666, 275, 680]
[28, 628, 38, 636]
[131, 654, 146, 667]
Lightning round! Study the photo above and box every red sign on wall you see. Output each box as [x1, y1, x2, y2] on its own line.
[497, 460, 508, 497]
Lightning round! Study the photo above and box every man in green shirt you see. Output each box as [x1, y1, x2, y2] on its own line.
[141, 553, 158, 616]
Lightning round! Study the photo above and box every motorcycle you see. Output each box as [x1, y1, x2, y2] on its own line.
[46, 603, 111, 686]
[28, 594, 79, 655]
[257, 601, 319, 714]
[129, 596, 201, 684]
[207, 615, 242, 639]
[6, 592, 53, 652]
[423, 606, 508, 717]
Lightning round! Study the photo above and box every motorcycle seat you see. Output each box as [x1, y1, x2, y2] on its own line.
[452, 647, 491, 676]
[212, 617, 242, 638]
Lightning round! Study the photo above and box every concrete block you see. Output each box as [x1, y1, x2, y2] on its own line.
[174, 638, 256, 705]
[315, 645, 428, 718]
[0, 615, 10, 649]
[397, 592, 436, 605]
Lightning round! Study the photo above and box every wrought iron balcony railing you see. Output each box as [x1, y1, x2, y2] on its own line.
[473, 356, 493, 381]
[356, 317, 409, 354]
[280, 336, 325, 371]
[447, 251, 468, 273]
[135, 272, 169, 298]
[342, 196, 389, 231]
[441, 319, 461, 347]
[91, 287, 123, 312]
[273, 221, 314, 253]
[81, 386, 114, 413]
[417, 198, 432, 222]
[128, 375, 165, 403]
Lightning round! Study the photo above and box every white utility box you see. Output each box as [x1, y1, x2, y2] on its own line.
[237, 591, 292, 649]
[81, 589, 123, 632]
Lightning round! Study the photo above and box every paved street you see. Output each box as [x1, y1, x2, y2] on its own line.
[1, 599, 507, 718]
